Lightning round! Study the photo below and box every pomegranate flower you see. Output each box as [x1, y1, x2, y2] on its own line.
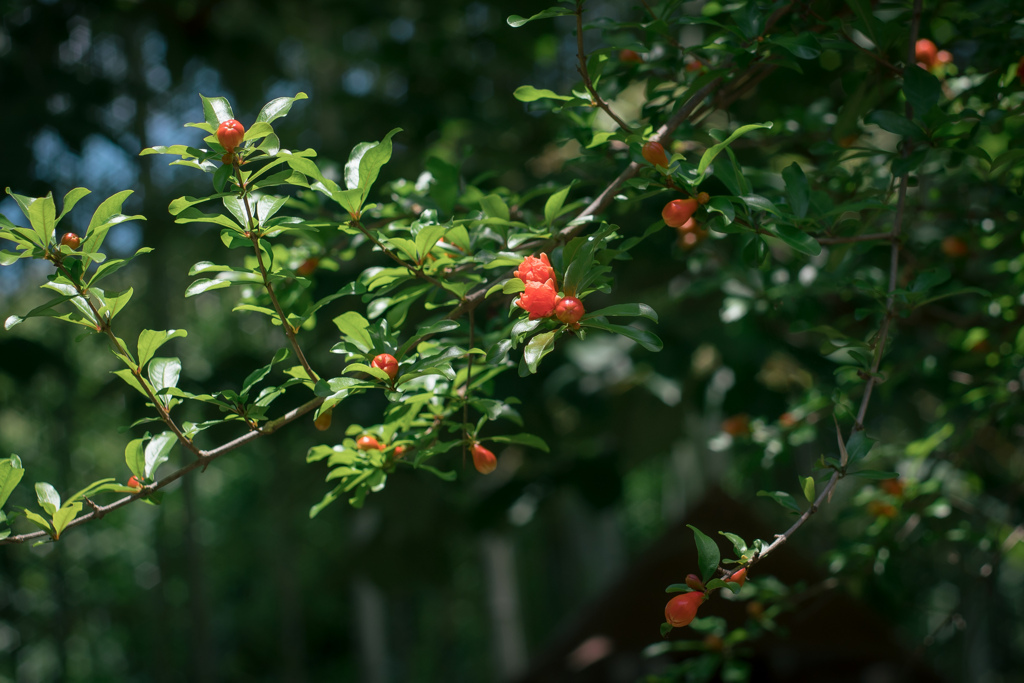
[516, 279, 559, 320]
[514, 253, 556, 285]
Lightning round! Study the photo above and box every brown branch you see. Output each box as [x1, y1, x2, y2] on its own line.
[352, 218, 449, 293]
[51, 259, 200, 456]
[744, 0, 923, 571]
[575, 1, 634, 134]
[0, 395, 324, 546]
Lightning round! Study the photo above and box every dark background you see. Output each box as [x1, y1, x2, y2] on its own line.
[0, 1, 1021, 682]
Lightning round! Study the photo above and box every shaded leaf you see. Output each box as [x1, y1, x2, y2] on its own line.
[687, 524, 721, 583]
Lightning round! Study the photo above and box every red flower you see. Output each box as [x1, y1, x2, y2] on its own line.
[514, 253, 556, 285]
[516, 279, 559, 320]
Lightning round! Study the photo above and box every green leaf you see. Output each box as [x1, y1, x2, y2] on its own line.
[256, 92, 308, 124]
[800, 475, 816, 503]
[485, 433, 549, 452]
[0, 455, 25, 510]
[696, 123, 773, 182]
[200, 93, 233, 128]
[771, 33, 822, 60]
[481, 337, 511, 365]
[479, 194, 510, 221]
[87, 246, 154, 287]
[309, 484, 343, 518]
[52, 502, 82, 539]
[85, 190, 143, 255]
[523, 330, 558, 374]
[580, 319, 663, 352]
[184, 278, 235, 297]
[144, 432, 176, 480]
[544, 183, 573, 227]
[414, 464, 458, 481]
[909, 267, 950, 293]
[765, 223, 821, 256]
[782, 163, 809, 219]
[757, 490, 802, 514]
[903, 65, 940, 117]
[21, 508, 52, 536]
[507, 7, 574, 27]
[113, 369, 151, 398]
[866, 110, 925, 140]
[138, 329, 188, 369]
[148, 358, 182, 402]
[502, 278, 526, 295]
[414, 224, 447, 263]
[56, 188, 91, 224]
[35, 482, 61, 517]
[333, 311, 373, 353]
[844, 431, 876, 464]
[719, 531, 747, 555]
[687, 524, 721, 583]
[356, 128, 402, 196]
[97, 287, 133, 322]
[906, 423, 954, 458]
[706, 578, 741, 594]
[125, 437, 146, 481]
[513, 85, 573, 102]
[3, 295, 76, 331]
[581, 303, 658, 323]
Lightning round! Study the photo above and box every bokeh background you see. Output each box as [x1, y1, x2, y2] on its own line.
[1, 1, 1022, 682]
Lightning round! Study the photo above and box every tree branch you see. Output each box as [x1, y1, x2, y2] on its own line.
[742, 0, 923, 572]
[235, 165, 320, 383]
[0, 395, 324, 545]
[575, 1, 634, 133]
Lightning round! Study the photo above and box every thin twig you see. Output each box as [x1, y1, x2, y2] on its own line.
[0, 396, 324, 545]
[352, 218, 448, 292]
[51, 259, 200, 456]
[745, 0, 923, 570]
[234, 166, 319, 383]
[575, 1, 634, 133]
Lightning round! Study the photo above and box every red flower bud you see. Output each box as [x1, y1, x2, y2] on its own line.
[127, 476, 142, 490]
[357, 435, 382, 451]
[721, 414, 750, 437]
[60, 232, 80, 250]
[314, 410, 332, 431]
[554, 296, 585, 326]
[915, 39, 938, 68]
[516, 279, 559, 320]
[216, 118, 245, 152]
[726, 567, 747, 587]
[514, 253, 556, 285]
[662, 198, 698, 228]
[619, 49, 643, 64]
[371, 353, 399, 380]
[296, 257, 320, 276]
[665, 592, 703, 628]
[642, 140, 669, 167]
[471, 443, 497, 475]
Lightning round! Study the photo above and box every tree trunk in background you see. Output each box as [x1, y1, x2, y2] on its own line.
[182, 474, 213, 683]
[481, 532, 528, 681]
[353, 575, 388, 683]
